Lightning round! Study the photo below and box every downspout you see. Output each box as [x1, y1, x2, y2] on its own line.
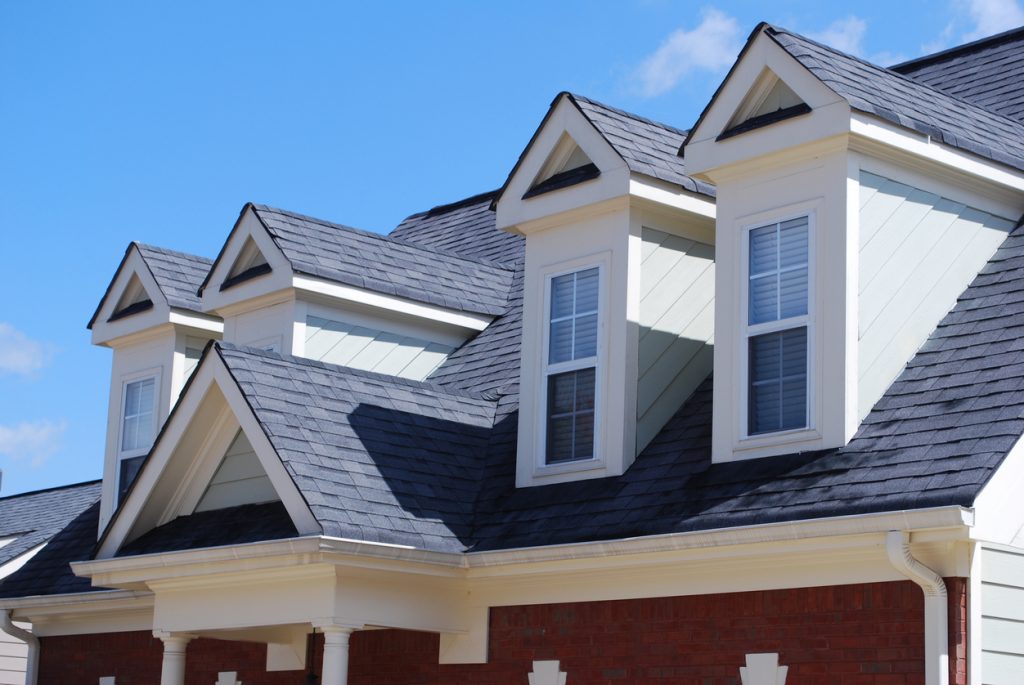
[0, 609, 38, 685]
[885, 531, 948, 685]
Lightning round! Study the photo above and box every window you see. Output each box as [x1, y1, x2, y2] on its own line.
[544, 266, 599, 464]
[118, 376, 156, 502]
[746, 217, 809, 435]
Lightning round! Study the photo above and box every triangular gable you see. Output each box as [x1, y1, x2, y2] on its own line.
[198, 204, 292, 313]
[95, 345, 319, 559]
[89, 243, 172, 341]
[109, 273, 154, 322]
[681, 24, 848, 176]
[494, 92, 630, 230]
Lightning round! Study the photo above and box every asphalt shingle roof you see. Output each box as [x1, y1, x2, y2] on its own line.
[0, 482, 101, 598]
[249, 205, 515, 317]
[218, 343, 496, 553]
[135, 243, 212, 313]
[892, 27, 1024, 123]
[389, 191, 523, 266]
[765, 26, 1024, 172]
[567, 94, 716, 197]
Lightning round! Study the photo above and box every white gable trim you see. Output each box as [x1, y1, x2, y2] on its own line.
[497, 94, 630, 232]
[201, 207, 292, 315]
[684, 30, 849, 180]
[96, 349, 320, 559]
[91, 247, 173, 346]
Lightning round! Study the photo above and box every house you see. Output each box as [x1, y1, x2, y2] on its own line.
[2, 20, 1024, 685]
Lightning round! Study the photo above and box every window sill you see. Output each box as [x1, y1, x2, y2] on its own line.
[734, 426, 821, 454]
[533, 457, 605, 479]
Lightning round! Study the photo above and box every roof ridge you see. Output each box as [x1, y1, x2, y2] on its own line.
[766, 24, 1024, 134]
[890, 25, 1024, 73]
[568, 92, 691, 137]
[134, 243, 214, 265]
[0, 479, 101, 502]
[401, 190, 499, 221]
[252, 204, 514, 273]
[216, 342, 500, 404]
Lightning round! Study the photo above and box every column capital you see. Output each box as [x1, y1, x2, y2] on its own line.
[153, 631, 195, 648]
[312, 620, 363, 634]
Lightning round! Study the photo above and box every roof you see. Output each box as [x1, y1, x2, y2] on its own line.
[390, 191, 523, 266]
[248, 204, 515, 317]
[892, 27, 1024, 123]
[0, 481, 101, 598]
[568, 93, 715, 197]
[493, 92, 715, 210]
[217, 343, 497, 553]
[87, 242, 212, 329]
[763, 25, 1024, 172]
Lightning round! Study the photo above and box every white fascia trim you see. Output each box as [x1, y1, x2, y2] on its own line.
[850, 112, 1024, 195]
[627, 175, 717, 219]
[73, 506, 973, 584]
[167, 309, 224, 334]
[292, 275, 493, 332]
[0, 589, 151, 612]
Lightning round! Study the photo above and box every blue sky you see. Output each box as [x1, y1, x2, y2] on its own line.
[1, 0, 1022, 495]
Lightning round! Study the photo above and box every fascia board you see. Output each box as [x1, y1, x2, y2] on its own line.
[79, 505, 972, 587]
[90, 247, 175, 346]
[292, 275, 492, 332]
[166, 309, 224, 335]
[850, 112, 1024, 198]
[496, 95, 629, 231]
[684, 31, 845, 168]
[628, 174, 717, 220]
[200, 207, 292, 314]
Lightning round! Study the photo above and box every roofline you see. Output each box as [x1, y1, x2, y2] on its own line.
[679, 21, 769, 154]
[890, 25, 1024, 73]
[398, 189, 499, 224]
[0, 479, 101, 503]
[196, 202, 255, 297]
[86, 242, 137, 330]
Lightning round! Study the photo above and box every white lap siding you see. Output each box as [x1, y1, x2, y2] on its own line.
[0, 624, 28, 685]
[981, 546, 1024, 683]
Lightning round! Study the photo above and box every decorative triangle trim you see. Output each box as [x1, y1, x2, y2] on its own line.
[721, 68, 810, 140]
[525, 133, 599, 199]
[221, 236, 271, 291]
[108, 273, 154, 322]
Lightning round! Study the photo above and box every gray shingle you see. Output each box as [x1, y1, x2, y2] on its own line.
[765, 27, 1024, 172]
[135, 244, 212, 313]
[249, 205, 515, 317]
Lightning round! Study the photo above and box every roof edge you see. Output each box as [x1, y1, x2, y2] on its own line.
[0, 479, 101, 503]
[890, 25, 1024, 73]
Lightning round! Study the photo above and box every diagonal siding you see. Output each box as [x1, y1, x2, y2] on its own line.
[857, 171, 1016, 417]
[636, 228, 715, 453]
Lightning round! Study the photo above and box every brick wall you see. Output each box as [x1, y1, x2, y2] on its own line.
[38, 579, 967, 685]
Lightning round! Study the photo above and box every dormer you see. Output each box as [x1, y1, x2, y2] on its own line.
[683, 23, 1024, 463]
[200, 204, 512, 380]
[496, 92, 717, 487]
[89, 243, 223, 532]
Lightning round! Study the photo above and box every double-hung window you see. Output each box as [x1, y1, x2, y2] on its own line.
[118, 375, 156, 502]
[544, 266, 600, 464]
[746, 216, 810, 435]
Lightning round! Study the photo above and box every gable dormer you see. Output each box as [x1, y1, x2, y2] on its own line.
[497, 93, 717, 487]
[683, 23, 1024, 463]
[90, 243, 223, 533]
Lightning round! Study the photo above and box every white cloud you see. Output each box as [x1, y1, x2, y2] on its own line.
[632, 8, 742, 98]
[0, 420, 67, 467]
[808, 16, 868, 57]
[963, 0, 1024, 40]
[0, 323, 50, 376]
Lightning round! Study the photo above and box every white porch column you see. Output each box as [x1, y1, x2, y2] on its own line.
[320, 626, 356, 685]
[154, 631, 194, 685]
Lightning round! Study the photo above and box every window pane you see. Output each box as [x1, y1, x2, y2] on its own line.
[546, 368, 596, 464]
[574, 313, 598, 359]
[748, 219, 808, 325]
[122, 377, 155, 453]
[550, 273, 575, 319]
[574, 268, 600, 313]
[549, 320, 574, 364]
[118, 455, 146, 504]
[749, 328, 807, 435]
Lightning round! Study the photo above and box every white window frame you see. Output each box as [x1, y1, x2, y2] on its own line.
[115, 367, 162, 502]
[739, 210, 815, 441]
[536, 255, 608, 473]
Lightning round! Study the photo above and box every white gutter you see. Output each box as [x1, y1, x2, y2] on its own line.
[886, 531, 949, 685]
[1, 609, 38, 685]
